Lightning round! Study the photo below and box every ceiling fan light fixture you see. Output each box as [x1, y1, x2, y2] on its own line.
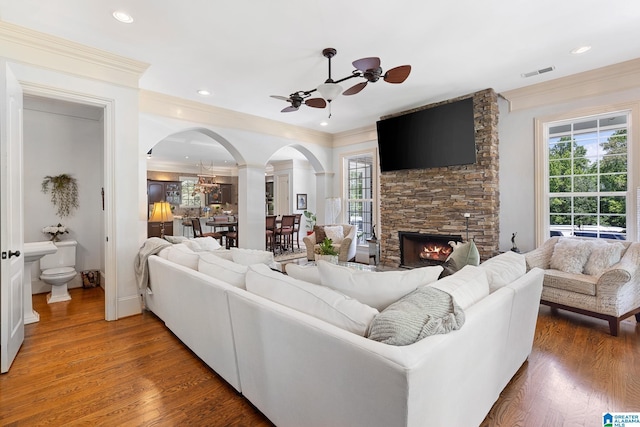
[316, 82, 343, 102]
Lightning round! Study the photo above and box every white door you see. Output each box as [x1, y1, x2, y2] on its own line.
[0, 62, 25, 373]
[276, 174, 290, 216]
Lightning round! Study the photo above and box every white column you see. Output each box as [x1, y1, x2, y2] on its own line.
[237, 163, 266, 249]
[314, 171, 334, 225]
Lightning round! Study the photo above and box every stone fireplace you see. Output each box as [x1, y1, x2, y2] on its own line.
[399, 232, 462, 268]
[379, 89, 499, 266]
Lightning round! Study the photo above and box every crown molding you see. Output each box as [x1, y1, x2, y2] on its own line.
[0, 21, 149, 88]
[333, 125, 377, 147]
[502, 57, 640, 112]
[139, 90, 333, 147]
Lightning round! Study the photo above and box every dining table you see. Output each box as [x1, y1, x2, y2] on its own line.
[205, 219, 237, 246]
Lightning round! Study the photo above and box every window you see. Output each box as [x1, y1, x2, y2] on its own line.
[180, 177, 202, 208]
[546, 112, 629, 240]
[344, 153, 375, 244]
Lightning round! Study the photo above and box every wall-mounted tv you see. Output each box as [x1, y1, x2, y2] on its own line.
[376, 97, 476, 172]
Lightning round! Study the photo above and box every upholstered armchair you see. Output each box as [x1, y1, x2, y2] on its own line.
[303, 224, 357, 262]
[525, 236, 640, 336]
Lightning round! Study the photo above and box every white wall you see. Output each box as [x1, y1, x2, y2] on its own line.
[23, 107, 104, 293]
[499, 88, 640, 252]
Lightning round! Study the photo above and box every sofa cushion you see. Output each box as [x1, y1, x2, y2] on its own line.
[543, 269, 597, 296]
[285, 263, 321, 285]
[246, 264, 378, 336]
[430, 265, 490, 310]
[317, 260, 443, 311]
[550, 238, 591, 274]
[583, 240, 625, 276]
[479, 251, 527, 292]
[446, 240, 480, 271]
[210, 249, 234, 261]
[323, 225, 344, 244]
[166, 244, 200, 270]
[198, 252, 248, 289]
[230, 247, 274, 266]
[367, 286, 465, 346]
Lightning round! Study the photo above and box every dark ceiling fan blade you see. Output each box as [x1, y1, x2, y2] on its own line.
[281, 106, 299, 113]
[270, 95, 290, 101]
[383, 65, 412, 84]
[304, 98, 327, 108]
[343, 81, 367, 96]
[352, 57, 380, 72]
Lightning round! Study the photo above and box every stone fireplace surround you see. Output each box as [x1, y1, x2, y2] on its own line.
[379, 89, 499, 266]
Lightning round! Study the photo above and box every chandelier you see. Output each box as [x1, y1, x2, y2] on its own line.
[192, 161, 219, 195]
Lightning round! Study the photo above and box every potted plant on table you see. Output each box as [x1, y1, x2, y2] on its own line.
[314, 237, 339, 264]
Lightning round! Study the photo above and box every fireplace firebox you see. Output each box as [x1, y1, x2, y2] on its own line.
[399, 232, 463, 268]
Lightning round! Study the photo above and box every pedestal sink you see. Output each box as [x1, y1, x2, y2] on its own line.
[23, 241, 58, 324]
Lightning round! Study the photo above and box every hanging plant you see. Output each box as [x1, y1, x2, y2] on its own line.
[41, 174, 79, 218]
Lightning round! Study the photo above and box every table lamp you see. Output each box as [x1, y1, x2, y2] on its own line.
[149, 201, 174, 238]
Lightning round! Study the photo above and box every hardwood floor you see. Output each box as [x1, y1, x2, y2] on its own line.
[1, 287, 638, 426]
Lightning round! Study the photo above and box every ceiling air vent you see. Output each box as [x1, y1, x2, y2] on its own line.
[521, 66, 555, 78]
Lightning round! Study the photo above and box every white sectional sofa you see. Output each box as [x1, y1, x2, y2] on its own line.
[143, 242, 543, 427]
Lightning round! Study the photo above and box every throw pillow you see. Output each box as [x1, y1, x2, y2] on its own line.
[194, 236, 222, 251]
[550, 238, 592, 274]
[166, 244, 200, 270]
[245, 264, 378, 336]
[479, 251, 527, 292]
[445, 240, 480, 271]
[317, 261, 443, 311]
[429, 265, 490, 310]
[284, 263, 321, 285]
[323, 225, 344, 244]
[313, 225, 327, 242]
[198, 252, 248, 288]
[367, 286, 465, 346]
[230, 247, 274, 266]
[583, 241, 625, 276]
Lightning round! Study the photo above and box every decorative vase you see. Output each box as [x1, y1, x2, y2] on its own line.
[315, 254, 338, 264]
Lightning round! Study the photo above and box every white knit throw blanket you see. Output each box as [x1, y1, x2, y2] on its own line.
[134, 237, 172, 309]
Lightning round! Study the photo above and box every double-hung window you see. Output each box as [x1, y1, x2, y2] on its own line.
[180, 177, 202, 208]
[545, 112, 629, 240]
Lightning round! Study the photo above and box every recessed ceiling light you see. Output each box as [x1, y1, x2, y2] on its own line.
[571, 46, 591, 55]
[112, 11, 134, 23]
[320, 121, 328, 126]
[197, 89, 211, 96]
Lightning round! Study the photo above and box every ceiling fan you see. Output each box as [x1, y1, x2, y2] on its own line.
[271, 48, 411, 115]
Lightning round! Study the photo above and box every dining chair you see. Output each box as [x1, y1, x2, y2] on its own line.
[276, 215, 295, 252]
[293, 213, 302, 249]
[191, 218, 223, 244]
[265, 215, 277, 253]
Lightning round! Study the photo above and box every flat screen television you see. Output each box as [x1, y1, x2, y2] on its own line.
[376, 97, 476, 172]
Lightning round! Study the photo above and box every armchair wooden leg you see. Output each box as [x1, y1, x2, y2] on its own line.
[608, 318, 620, 337]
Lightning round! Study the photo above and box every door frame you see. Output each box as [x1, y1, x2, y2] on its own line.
[20, 82, 117, 321]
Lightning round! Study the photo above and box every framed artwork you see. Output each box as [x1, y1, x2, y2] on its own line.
[296, 193, 307, 210]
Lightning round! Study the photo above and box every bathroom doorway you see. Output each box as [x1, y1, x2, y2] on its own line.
[19, 88, 115, 321]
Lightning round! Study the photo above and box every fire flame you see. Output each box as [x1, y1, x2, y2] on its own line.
[418, 243, 452, 261]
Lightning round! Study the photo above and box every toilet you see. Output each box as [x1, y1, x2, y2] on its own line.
[39, 240, 78, 304]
